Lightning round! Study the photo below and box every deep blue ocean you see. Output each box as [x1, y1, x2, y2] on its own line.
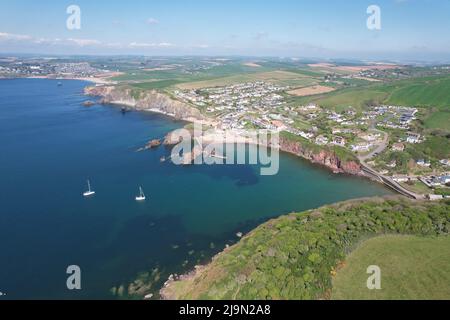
[0, 79, 392, 299]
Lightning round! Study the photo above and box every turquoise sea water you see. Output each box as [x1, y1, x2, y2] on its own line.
[0, 79, 392, 299]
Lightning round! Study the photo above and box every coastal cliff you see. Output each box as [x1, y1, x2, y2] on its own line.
[160, 197, 449, 300]
[84, 85, 205, 122]
[160, 129, 362, 175]
[85, 85, 361, 176]
[279, 133, 362, 175]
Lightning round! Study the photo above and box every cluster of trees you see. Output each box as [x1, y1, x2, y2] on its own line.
[171, 197, 449, 300]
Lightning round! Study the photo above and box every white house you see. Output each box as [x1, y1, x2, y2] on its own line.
[406, 133, 421, 144]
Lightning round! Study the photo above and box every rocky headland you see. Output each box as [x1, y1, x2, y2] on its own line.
[84, 85, 207, 123]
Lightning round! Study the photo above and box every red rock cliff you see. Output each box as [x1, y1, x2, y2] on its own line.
[279, 136, 362, 175]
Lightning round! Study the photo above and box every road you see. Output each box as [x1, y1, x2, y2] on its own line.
[356, 129, 424, 199]
[360, 161, 424, 200]
[358, 129, 389, 162]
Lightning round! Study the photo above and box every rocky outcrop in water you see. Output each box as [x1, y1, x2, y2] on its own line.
[84, 85, 205, 122]
[147, 139, 162, 149]
[82, 101, 95, 107]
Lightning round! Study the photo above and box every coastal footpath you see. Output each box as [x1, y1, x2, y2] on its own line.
[160, 197, 449, 300]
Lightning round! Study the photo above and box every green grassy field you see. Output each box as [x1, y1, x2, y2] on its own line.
[161, 198, 449, 300]
[129, 80, 183, 90]
[295, 75, 450, 113]
[332, 235, 450, 300]
[425, 111, 450, 131]
[385, 76, 450, 109]
[400, 181, 432, 195]
[175, 70, 319, 90]
[112, 62, 273, 83]
[295, 87, 389, 111]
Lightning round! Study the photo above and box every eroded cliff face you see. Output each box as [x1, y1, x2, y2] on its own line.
[279, 136, 362, 175]
[84, 85, 205, 121]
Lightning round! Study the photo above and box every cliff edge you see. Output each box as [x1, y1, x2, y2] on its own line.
[84, 85, 206, 122]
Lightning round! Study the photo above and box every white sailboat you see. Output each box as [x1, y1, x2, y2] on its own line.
[135, 186, 146, 201]
[83, 180, 96, 197]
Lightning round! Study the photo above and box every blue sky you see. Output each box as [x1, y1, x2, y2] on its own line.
[1, 0, 450, 61]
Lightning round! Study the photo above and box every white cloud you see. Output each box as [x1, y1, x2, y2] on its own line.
[193, 44, 210, 49]
[254, 32, 269, 40]
[128, 42, 174, 48]
[146, 18, 159, 25]
[66, 38, 102, 47]
[0, 32, 103, 48]
[0, 32, 33, 41]
[0, 30, 177, 52]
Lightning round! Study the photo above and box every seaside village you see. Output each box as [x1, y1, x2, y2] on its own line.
[174, 81, 449, 198]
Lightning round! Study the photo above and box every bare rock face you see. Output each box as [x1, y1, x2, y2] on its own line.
[82, 101, 95, 107]
[163, 131, 184, 146]
[279, 136, 362, 175]
[147, 139, 162, 149]
[84, 85, 205, 121]
[341, 161, 362, 175]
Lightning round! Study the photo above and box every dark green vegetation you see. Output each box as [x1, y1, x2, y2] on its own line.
[162, 197, 449, 300]
[332, 235, 450, 300]
[375, 129, 450, 174]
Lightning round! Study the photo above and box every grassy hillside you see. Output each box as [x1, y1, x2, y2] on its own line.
[424, 110, 450, 131]
[161, 197, 449, 300]
[332, 235, 450, 300]
[385, 76, 450, 109]
[295, 75, 450, 112]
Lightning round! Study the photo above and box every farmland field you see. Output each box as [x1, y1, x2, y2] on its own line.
[129, 80, 183, 90]
[385, 76, 450, 109]
[175, 70, 319, 90]
[287, 85, 336, 97]
[332, 235, 450, 300]
[295, 75, 450, 111]
[290, 87, 389, 111]
[112, 62, 273, 83]
[425, 111, 450, 131]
